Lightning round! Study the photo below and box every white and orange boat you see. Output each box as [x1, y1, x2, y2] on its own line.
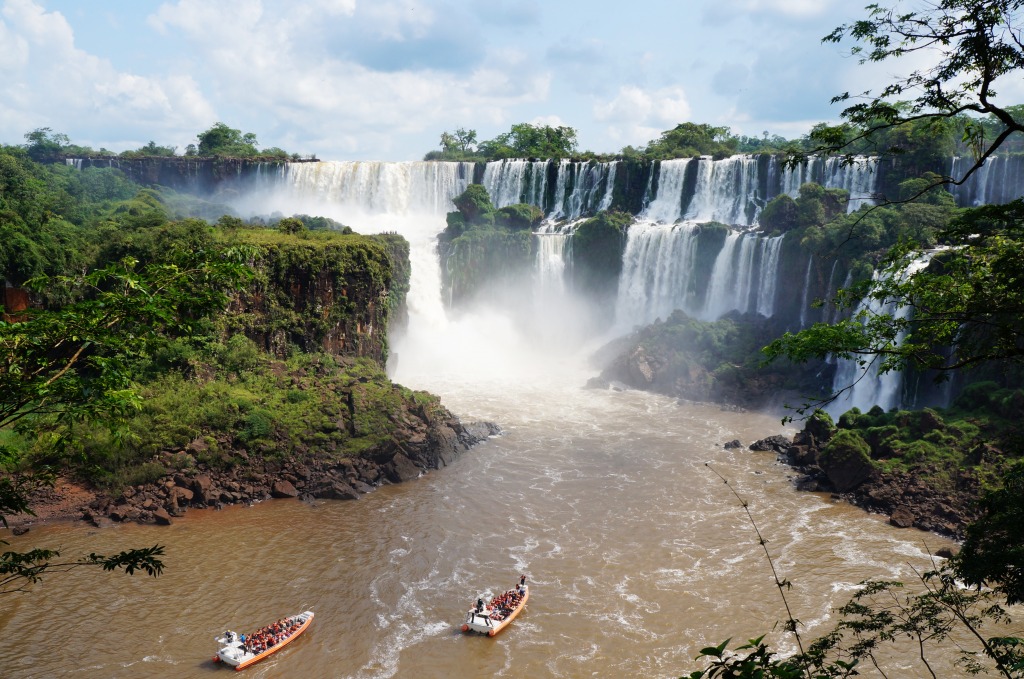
[213, 610, 313, 670]
[461, 582, 529, 637]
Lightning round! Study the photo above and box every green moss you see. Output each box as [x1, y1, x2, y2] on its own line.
[820, 429, 873, 467]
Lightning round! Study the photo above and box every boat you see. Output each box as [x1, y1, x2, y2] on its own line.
[461, 581, 529, 637]
[213, 610, 314, 670]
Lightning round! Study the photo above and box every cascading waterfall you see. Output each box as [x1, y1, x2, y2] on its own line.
[685, 155, 764, 226]
[614, 221, 702, 332]
[276, 160, 475, 216]
[949, 155, 1024, 206]
[479, 159, 617, 220]
[613, 224, 785, 332]
[798, 257, 813, 329]
[550, 160, 616, 220]
[481, 159, 548, 209]
[755, 236, 783, 317]
[780, 155, 878, 212]
[826, 255, 933, 417]
[534, 223, 568, 297]
[641, 159, 692, 223]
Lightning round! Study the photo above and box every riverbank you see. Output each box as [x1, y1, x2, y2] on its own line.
[747, 428, 979, 542]
[7, 416, 499, 532]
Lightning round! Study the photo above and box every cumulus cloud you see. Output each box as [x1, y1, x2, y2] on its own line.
[593, 85, 691, 149]
[146, 0, 552, 158]
[0, 0, 214, 148]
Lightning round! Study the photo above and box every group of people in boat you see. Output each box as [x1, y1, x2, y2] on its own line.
[473, 574, 527, 622]
[239, 616, 302, 655]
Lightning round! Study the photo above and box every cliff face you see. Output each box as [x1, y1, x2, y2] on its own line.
[67, 156, 289, 196]
[223, 234, 409, 364]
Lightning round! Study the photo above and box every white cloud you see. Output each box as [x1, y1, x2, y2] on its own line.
[593, 85, 691, 148]
[0, 0, 214, 148]
[144, 0, 553, 158]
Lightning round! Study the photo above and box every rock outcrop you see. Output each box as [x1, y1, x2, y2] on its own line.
[749, 427, 980, 538]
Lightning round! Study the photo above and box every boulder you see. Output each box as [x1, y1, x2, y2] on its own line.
[384, 453, 422, 483]
[889, 506, 916, 528]
[314, 480, 361, 501]
[191, 474, 214, 504]
[723, 439, 742, 449]
[749, 435, 791, 453]
[270, 480, 299, 498]
[153, 507, 173, 525]
[819, 430, 875, 492]
[169, 486, 194, 507]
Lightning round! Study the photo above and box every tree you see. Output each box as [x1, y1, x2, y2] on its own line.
[953, 460, 1024, 605]
[808, 0, 1024, 191]
[477, 123, 579, 159]
[1, 253, 251, 593]
[645, 122, 738, 160]
[195, 122, 260, 157]
[23, 128, 70, 162]
[440, 127, 478, 154]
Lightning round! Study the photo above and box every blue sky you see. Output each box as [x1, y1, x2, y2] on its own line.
[2, 0, 1014, 161]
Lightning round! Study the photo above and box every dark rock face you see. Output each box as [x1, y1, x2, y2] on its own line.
[749, 426, 979, 539]
[80, 417, 500, 527]
[749, 435, 789, 453]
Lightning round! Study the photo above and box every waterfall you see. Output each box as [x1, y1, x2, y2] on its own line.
[550, 161, 615, 220]
[481, 160, 549, 210]
[685, 155, 764, 226]
[480, 159, 618, 219]
[275, 161, 475, 216]
[641, 159, 692, 223]
[535, 223, 568, 297]
[781, 155, 877, 212]
[754, 235, 784, 317]
[613, 221, 702, 332]
[798, 257, 813, 328]
[949, 155, 1024, 206]
[598, 162, 617, 212]
[826, 255, 933, 417]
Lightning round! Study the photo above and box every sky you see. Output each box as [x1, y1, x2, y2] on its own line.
[0, 0, 1011, 161]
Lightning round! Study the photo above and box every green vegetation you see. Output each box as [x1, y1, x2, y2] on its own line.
[568, 210, 632, 301]
[637, 122, 739, 160]
[689, 2, 1024, 676]
[0, 142, 414, 593]
[426, 122, 579, 161]
[437, 185, 538, 304]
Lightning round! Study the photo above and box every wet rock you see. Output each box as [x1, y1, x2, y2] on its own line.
[191, 474, 214, 504]
[889, 506, 916, 528]
[270, 480, 299, 498]
[153, 507, 173, 525]
[314, 480, 361, 501]
[723, 439, 742, 449]
[384, 453, 422, 483]
[749, 435, 791, 453]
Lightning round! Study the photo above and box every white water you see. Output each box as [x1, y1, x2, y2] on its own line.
[827, 255, 934, 417]
[950, 154, 1024, 206]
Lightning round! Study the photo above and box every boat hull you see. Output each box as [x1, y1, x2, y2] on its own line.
[462, 586, 528, 637]
[215, 610, 313, 670]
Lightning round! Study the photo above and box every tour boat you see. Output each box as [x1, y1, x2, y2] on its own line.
[213, 610, 314, 670]
[461, 584, 529, 637]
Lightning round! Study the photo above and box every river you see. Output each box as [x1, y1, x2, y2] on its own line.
[0, 183, 963, 678]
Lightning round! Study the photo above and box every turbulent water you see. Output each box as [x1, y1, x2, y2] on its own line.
[0, 167, 969, 678]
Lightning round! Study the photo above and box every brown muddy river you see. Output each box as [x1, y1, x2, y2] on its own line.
[0, 180, 986, 678]
[0, 372, 962, 678]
